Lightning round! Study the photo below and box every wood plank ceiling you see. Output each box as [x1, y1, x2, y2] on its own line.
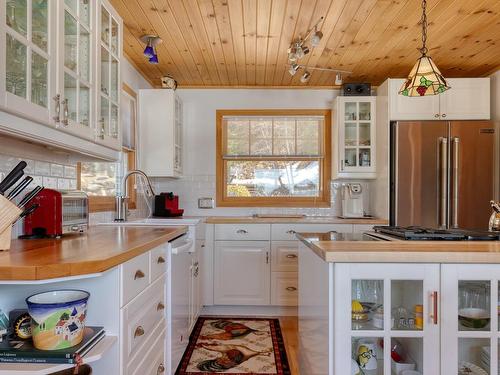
[110, 0, 500, 88]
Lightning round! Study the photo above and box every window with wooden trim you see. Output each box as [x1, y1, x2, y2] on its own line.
[77, 83, 137, 212]
[216, 109, 331, 207]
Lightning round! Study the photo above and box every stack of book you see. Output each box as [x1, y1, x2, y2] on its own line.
[0, 326, 104, 364]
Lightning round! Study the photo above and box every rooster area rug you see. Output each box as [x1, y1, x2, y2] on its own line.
[176, 317, 291, 375]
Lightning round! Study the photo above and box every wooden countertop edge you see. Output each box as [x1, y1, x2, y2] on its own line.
[0, 227, 187, 281]
[297, 236, 500, 264]
[205, 216, 388, 224]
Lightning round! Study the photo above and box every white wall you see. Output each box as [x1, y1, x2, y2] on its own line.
[122, 58, 153, 91]
[152, 88, 372, 216]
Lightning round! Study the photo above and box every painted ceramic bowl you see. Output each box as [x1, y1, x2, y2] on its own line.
[26, 290, 90, 350]
[458, 308, 490, 329]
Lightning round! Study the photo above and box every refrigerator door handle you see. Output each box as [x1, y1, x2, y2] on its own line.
[451, 137, 460, 228]
[439, 137, 448, 228]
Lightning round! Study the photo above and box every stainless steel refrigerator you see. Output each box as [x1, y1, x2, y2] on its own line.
[390, 120, 496, 230]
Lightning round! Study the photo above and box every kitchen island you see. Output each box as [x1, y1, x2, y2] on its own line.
[297, 232, 500, 375]
[0, 226, 188, 375]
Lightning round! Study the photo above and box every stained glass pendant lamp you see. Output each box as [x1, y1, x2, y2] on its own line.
[399, 0, 450, 96]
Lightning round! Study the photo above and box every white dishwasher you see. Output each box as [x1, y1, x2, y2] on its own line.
[167, 233, 193, 375]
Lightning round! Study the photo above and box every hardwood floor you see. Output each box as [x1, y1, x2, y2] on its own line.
[279, 316, 299, 375]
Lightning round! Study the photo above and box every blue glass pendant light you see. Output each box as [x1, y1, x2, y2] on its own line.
[149, 50, 159, 64]
[143, 38, 154, 58]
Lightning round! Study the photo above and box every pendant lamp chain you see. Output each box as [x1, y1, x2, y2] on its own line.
[420, 0, 428, 55]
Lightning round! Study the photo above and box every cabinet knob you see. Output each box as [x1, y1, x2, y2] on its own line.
[286, 230, 296, 234]
[157, 363, 165, 374]
[286, 286, 297, 292]
[157, 256, 166, 264]
[157, 302, 165, 311]
[134, 270, 145, 280]
[441, 113, 446, 118]
[134, 326, 145, 338]
[236, 229, 248, 234]
[286, 254, 298, 259]
[434, 114, 440, 118]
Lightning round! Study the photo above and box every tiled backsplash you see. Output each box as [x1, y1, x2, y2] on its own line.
[154, 175, 371, 217]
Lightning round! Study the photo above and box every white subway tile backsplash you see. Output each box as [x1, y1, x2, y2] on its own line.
[24, 159, 35, 174]
[57, 178, 70, 190]
[69, 179, 77, 190]
[35, 161, 51, 176]
[42, 176, 58, 189]
[50, 163, 64, 177]
[64, 165, 77, 178]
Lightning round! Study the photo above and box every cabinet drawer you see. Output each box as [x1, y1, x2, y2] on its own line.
[271, 223, 353, 241]
[271, 272, 298, 306]
[150, 245, 167, 282]
[215, 224, 270, 240]
[122, 276, 166, 362]
[271, 241, 299, 272]
[121, 252, 150, 306]
[126, 328, 166, 375]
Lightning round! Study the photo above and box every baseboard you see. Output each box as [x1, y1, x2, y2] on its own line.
[201, 305, 298, 317]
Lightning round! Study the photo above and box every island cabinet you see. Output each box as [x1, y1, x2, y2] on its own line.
[299, 245, 500, 375]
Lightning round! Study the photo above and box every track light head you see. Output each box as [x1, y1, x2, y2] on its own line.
[288, 63, 300, 76]
[335, 73, 343, 85]
[300, 71, 311, 83]
[311, 29, 323, 47]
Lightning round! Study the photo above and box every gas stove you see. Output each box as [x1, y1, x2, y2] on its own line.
[373, 226, 500, 241]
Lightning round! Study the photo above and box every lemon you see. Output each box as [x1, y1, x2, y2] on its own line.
[352, 300, 364, 313]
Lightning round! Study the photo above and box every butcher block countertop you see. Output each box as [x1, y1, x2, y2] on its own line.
[298, 232, 500, 263]
[205, 216, 388, 224]
[0, 226, 187, 281]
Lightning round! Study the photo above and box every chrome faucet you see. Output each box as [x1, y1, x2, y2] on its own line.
[115, 170, 156, 222]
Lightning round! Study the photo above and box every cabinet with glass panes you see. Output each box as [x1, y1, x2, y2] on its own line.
[333, 96, 376, 179]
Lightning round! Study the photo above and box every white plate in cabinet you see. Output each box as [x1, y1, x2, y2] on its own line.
[126, 328, 166, 375]
[271, 224, 353, 241]
[271, 272, 298, 306]
[121, 252, 150, 306]
[215, 224, 270, 241]
[271, 241, 299, 272]
[122, 276, 166, 364]
[150, 245, 167, 282]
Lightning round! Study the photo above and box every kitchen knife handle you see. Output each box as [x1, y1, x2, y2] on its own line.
[0, 161, 27, 193]
[18, 186, 44, 208]
[7, 176, 33, 200]
[19, 204, 39, 219]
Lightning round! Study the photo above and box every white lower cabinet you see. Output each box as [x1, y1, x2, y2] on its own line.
[271, 272, 298, 306]
[334, 263, 441, 375]
[214, 240, 271, 305]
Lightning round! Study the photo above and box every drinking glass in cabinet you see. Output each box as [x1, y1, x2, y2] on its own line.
[345, 122, 357, 146]
[458, 281, 491, 331]
[64, 11, 78, 72]
[6, 0, 27, 36]
[351, 337, 383, 375]
[359, 149, 371, 167]
[100, 97, 109, 136]
[345, 102, 357, 121]
[458, 338, 490, 375]
[64, 73, 77, 122]
[390, 338, 422, 375]
[32, 0, 48, 51]
[31, 52, 48, 108]
[79, 84, 90, 127]
[359, 123, 371, 146]
[391, 280, 423, 331]
[110, 57, 118, 101]
[79, 26, 90, 82]
[6, 34, 27, 98]
[101, 47, 110, 95]
[345, 149, 357, 167]
[352, 280, 383, 330]
[359, 102, 371, 121]
[110, 104, 118, 138]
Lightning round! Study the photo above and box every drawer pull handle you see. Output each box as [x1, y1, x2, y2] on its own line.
[236, 229, 248, 234]
[286, 286, 297, 292]
[134, 270, 145, 280]
[157, 256, 166, 264]
[157, 363, 165, 374]
[134, 326, 145, 338]
[157, 302, 165, 311]
[286, 230, 296, 234]
[286, 254, 298, 259]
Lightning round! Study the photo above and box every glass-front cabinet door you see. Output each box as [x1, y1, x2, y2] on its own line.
[57, 0, 93, 139]
[1, 0, 57, 124]
[96, 0, 121, 150]
[335, 263, 440, 375]
[336, 96, 376, 179]
[442, 265, 500, 375]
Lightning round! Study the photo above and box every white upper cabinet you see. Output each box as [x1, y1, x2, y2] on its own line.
[333, 96, 376, 179]
[95, 0, 121, 150]
[1, 0, 57, 125]
[388, 78, 490, 121]
[0, 0, 123, 158]
[139, 89, 183, 178]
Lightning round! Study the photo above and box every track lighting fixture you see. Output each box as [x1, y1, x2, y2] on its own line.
[140, 34, 163, 64]
[300, 71, 311, 83]
[310, 28, 323, 48]
[286, 17, 324, 73]
[288, 63, 300, 76]
[335, 73, 343, 85]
